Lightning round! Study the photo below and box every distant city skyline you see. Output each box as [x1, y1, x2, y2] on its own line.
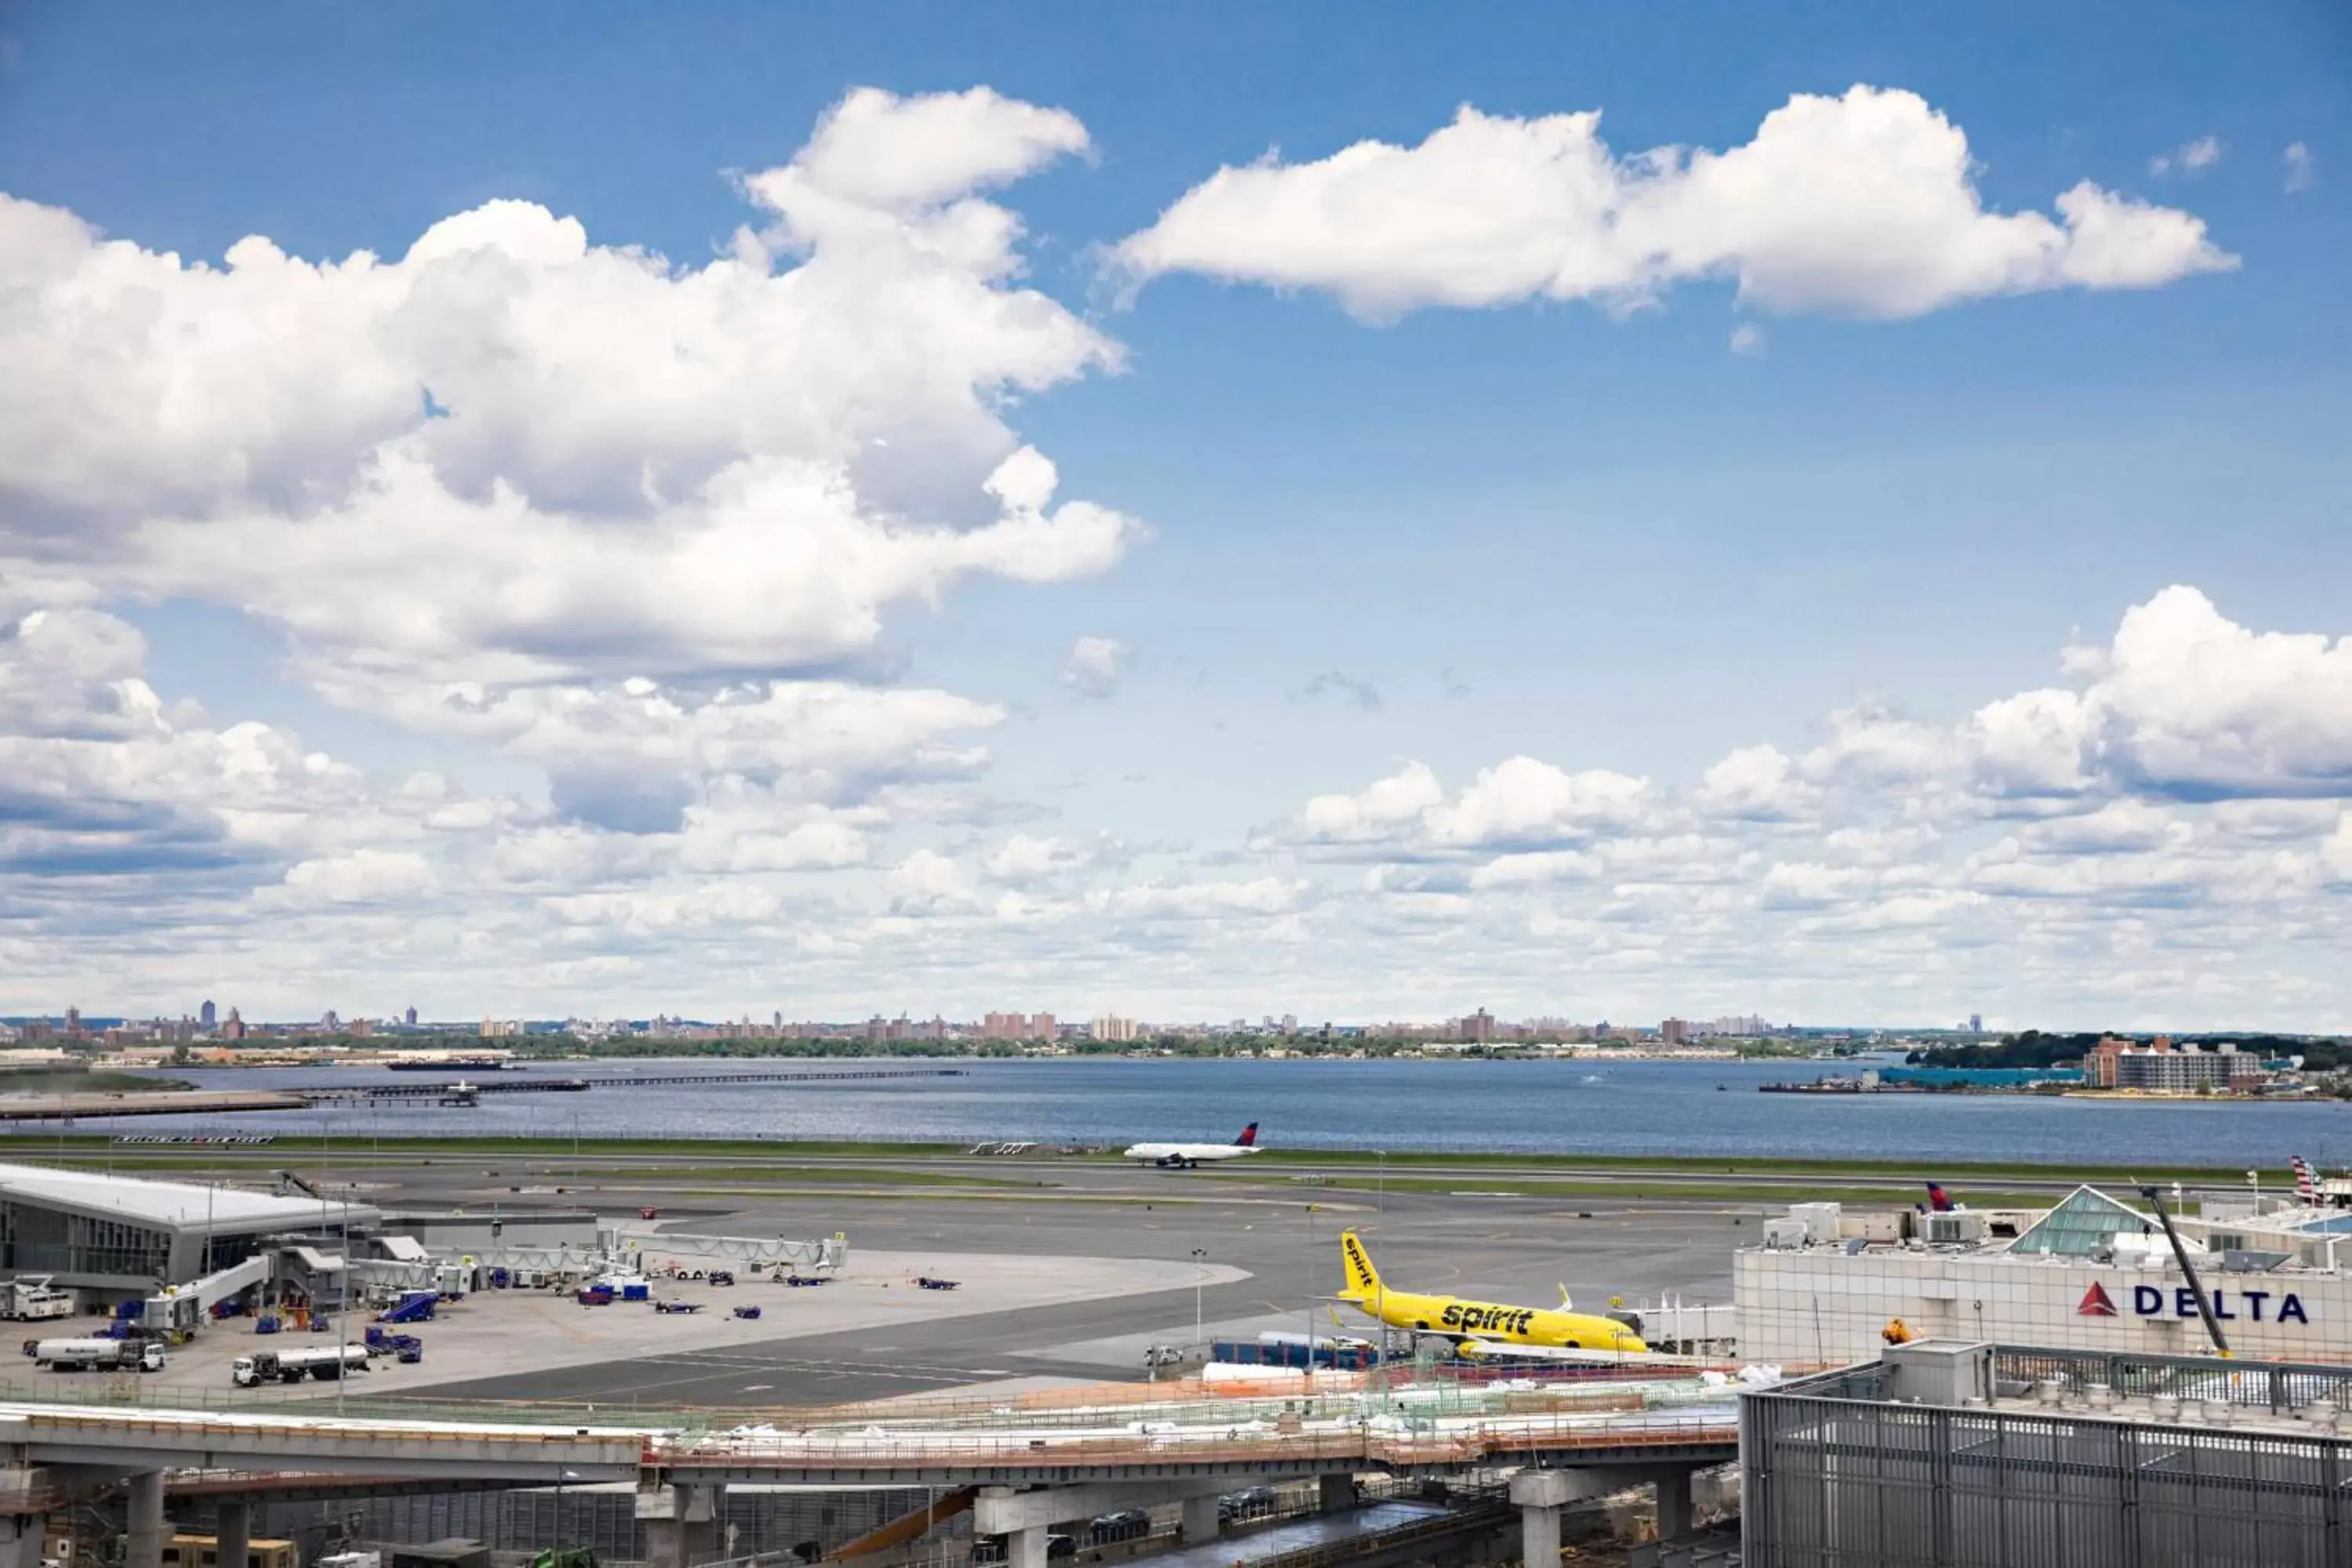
[11, 1002, 2303, 1041]
[1, 7, 2347, 1029]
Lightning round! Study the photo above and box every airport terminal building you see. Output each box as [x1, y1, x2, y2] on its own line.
[1739, 1185, 2352, 1367]
[0, 1161, 379, 1300]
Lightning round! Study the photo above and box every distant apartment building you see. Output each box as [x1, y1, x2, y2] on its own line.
[405, 1006, 419, 1027]
[1659, 1018, 1690, 1047]
[2122, 1044, 2259, 1092]
[1457, 1008, 1494, 1044]
[1090, 1014, 1139, 1044]
[983, 1011, 1057, 1041]
[2086, 1036, 2127, 1087]
[481, 1017, 524, 1038]
[2089, 1035, 2261, 1091]
[200, 1000, 217, 1029]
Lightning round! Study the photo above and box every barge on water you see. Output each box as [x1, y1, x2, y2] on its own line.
[1759, 1074, 1924, 1094]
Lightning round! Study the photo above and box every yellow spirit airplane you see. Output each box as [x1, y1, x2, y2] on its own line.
[1338, 1229, 1647, 1354]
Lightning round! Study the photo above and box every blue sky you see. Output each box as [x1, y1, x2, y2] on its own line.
[2, 5, 2348, 1028]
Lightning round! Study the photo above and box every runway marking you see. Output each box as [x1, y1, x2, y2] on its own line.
[468, 1352, 996, 1402]
[646, 1352, 999, 1378]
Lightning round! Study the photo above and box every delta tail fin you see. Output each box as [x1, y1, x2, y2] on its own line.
[1926, 1181, 1955, 1213]
[1234, 1123, 1259, 1147]
[1338, 1230, 1382, 1301]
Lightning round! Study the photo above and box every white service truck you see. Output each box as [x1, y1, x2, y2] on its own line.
[232, 1345, 371, 1385]
[33, 1337, 165, 1372]
[0, 1279, 74, 1322]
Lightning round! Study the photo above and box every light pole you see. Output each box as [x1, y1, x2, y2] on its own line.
[336, 1172, 353, 1417]
[1190, 1247, 1207, 1358]
[1301, 1204, 1319, 1368]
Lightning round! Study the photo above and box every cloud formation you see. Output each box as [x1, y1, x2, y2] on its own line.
[1116, 85, 2234, 321]
[1062, 636, 1127, 699]
[0, 80, 2333, 1026]
[2150, 136, 2223, 177]
[2285, 143, 2316, 194]
[0, 87, 1137, 849]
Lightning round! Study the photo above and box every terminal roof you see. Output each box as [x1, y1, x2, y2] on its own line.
[0, 1161, 376, 1231]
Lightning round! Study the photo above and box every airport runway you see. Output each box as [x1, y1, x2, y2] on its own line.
[400, 1181, 1746, 1406]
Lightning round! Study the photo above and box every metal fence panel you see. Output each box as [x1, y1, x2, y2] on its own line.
[1744, 1384, 2352, 1568]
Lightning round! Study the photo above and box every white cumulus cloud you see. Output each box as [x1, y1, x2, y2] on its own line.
[1115, 85, 2234, 321]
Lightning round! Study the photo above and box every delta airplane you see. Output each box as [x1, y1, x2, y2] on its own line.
[1123, 1123, 1262, 1169]
[1337, 1229, 1648, 1355]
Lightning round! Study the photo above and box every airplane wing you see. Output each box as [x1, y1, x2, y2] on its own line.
[1452, 1338, 1668, 1365]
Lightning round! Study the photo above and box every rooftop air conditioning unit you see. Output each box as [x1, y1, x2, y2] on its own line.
[1924, 1211, 1987, 1246]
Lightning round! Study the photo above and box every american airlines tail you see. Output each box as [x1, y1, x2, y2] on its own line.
[1338, 1229, 1382, 1301]
[1234, 1123, 1259, 1146]
[2293, 1156, 2321, 1205]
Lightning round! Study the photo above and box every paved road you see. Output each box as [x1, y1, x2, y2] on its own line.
[401, 1184, 1744, 1406]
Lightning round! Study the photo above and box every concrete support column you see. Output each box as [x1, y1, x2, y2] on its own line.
[1654, 1471, 1693, 1541]
[0, 1516, 43, 1568]
[1519, 1504, 1561, 1568]
[0, 1463, 49, 1568]
[1509, 1471, 1577, 1568]
[637, 1483, 720, 1568]
[1179, 1494, 1221, 1544]
[215, 1500, 252, 1568]
[1318, 1473, 1357, 1513]
[1006, 1525, 1050, 1568]
[124, 1472, 165, 1568]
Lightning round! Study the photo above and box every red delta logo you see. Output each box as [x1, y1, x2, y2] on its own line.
[2078, 1283, 2120, 1316]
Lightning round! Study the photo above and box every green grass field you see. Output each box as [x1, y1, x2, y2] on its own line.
[0, 1131, 2264, 1198]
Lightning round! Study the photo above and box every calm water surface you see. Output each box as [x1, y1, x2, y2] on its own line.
[13, 1057, 2350, 1167]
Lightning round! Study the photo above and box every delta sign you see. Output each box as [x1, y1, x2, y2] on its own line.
[2078, 1280, 2312, 1325]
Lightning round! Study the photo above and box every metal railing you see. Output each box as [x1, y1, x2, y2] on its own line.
[659, 1410, 1739, 1475]
[0, 1363, 1700, 1434]
[1989, 1345, 2352, 1414]
[1780, 1345, 2352, 1418]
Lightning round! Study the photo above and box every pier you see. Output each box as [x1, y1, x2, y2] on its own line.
[296, 1063, 970, 1105]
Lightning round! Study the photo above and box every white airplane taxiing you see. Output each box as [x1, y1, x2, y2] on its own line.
[1123, 1123, 1261, 1168]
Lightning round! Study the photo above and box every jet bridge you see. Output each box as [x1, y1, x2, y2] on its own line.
[610, 1229, 847, 1272]
[136, 1252, 273, 1332]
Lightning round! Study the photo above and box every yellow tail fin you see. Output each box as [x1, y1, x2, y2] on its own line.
[1339, 1230, 1382, 1299]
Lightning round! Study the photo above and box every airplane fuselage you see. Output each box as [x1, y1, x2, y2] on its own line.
[1338, 1228, 1645, 1353]
[1346, 1284, 1643, 1352]
[1123, 1144, 1257, 1167]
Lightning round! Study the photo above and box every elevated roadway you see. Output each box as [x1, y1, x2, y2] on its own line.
[0, 1376, 1737, 1568]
